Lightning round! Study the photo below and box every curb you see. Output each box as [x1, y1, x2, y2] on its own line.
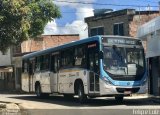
[150, 97, 160, 104]
[0, 102, 21, 115]
[6, 103, 20, 113]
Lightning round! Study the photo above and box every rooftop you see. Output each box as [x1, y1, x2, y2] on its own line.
[85, 9, 159, 22]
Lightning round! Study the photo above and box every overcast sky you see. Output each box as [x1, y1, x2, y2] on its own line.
[44, 0, 160, 39]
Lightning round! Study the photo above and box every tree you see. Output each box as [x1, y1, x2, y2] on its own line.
[0, 0, 61, 53]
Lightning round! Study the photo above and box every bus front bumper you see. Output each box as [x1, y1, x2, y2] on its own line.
[100, 79, 147, 96]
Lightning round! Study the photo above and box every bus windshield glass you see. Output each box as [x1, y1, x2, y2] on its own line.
[103, 46, 145, 76]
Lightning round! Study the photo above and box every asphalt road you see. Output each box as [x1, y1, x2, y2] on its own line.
[0, 94, 160, 115]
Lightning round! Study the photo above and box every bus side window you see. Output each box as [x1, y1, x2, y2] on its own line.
[42, 54, 50, 70]
[51, 55, 56, 73]
[61, 49, 74, 68]
[51, 54, 59, 73]
[29, 61, 33, 75]
[29, 59, 35, 75]
[95, 53, 99, 72]
[23, 61, 28, 73]
[88, 43, 99, 73]
[74, 46, 86, 68]
[35, 57, 40, 71]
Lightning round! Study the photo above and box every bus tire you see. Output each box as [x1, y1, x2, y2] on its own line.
[35, 84, 42, 98]
[35, 84, 49, 98]
[78, 83, 87, 103]
[115, 96, 124, 102]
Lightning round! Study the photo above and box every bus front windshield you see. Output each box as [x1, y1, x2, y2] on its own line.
[103, 46, 145, 76]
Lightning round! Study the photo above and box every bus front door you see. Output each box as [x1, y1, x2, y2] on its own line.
[88, 47, 100, 94]
[50, 53, 59, 93]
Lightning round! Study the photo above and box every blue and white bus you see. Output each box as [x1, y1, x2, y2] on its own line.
[22, 35, 147, 103]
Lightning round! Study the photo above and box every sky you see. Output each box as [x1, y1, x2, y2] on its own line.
[44, 0, 160, 39]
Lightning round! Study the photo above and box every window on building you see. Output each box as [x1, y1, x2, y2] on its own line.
[113, 23, 124, 36]
[90, 27, 104, 36]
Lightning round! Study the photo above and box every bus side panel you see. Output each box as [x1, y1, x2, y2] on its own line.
[50, 72, 58, 93]
[84, 71, 89, 94]
[58, 70, 88, 94]
[21, 73, 30, 92]
[99, 79, 116, 95]
[58, 70, 76, 94]
[33, 71, 51, 93]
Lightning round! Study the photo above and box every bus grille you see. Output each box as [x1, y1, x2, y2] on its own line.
[116, 87, 140, 93]
[111, 75, 143, 81]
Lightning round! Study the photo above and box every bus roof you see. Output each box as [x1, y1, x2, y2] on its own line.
[22, 36, 101, 60]
[22, 35, 139, 60]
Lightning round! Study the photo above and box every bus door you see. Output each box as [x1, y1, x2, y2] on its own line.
[88, 43, 100, 94]
[28, 58, 35, 92]
[50, 52, 59, 93]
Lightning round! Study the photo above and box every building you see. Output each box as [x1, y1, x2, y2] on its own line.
[137, 17, 160, 96]
[85, 9, 160, 96]
[12, 34, 79, 90]
[85, 9, 159, 38]
[0, 49, 14, 91]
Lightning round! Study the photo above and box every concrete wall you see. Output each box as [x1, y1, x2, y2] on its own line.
[21, 35, 79, 53]
[0, 49, 11, 66]
[86, 10, 159, 38]
[87, 15, 130, 37]
[129, 13, 159, 37]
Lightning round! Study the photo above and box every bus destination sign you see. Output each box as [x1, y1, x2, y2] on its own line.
[103, 38, 137, 45]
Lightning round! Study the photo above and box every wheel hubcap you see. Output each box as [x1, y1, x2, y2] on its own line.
[78, 89, 82, 98]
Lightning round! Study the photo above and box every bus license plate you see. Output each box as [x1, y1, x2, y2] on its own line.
[124, 91, 131, 94]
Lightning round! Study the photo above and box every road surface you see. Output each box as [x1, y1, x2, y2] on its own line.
[0, 94, 159, 115]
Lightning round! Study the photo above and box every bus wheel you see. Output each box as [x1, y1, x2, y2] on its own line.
[78, 83, 87, 103]
[35, 84, 49, 98]
[115, 96, 124, 102]
[35, 84, 42, 98]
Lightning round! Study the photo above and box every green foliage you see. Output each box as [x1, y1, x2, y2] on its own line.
[0, 0, 61, 53]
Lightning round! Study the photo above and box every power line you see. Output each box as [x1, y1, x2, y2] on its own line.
[48, 25, 83, 28]
[62, 11, 93, 13]
[53, 0, 159, 8]
[134, 0, 159, 4]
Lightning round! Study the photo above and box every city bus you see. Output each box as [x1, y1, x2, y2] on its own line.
[21, 35, 147, 103]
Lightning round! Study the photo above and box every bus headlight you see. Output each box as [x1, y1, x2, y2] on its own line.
[103, 76, 113, 85]
[141, 79, 147, 86]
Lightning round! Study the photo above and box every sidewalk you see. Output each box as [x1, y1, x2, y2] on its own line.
[129, 94, 160, 103]
[148, 95, 160, 104]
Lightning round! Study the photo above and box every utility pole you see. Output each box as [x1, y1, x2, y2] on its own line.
[138, 6, 141, 26]
[147, 4, 151, 21]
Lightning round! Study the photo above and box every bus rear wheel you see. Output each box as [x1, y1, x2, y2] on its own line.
[35, 84, 49, 98]
[78, 83, 87, 103]
[35, 84, 41, 97]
